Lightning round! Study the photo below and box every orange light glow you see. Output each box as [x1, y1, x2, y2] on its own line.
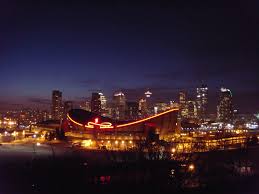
[116, 108, 178, 128]
[67, 114, 83, 126]
[85, 121, 114, 129]
[67, 108, 178, 129]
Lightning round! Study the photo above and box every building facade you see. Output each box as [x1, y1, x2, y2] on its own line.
[91, 93, 101, 115]
[112, 91, 126, 120]
[196, 85, 208, 121]
[179, 91, 188, 118]
[51, 90, 63, 120]
[217, 88, 233, 123]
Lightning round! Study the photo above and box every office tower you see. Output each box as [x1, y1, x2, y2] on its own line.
[196, 85, 208, 121]
[139, 98, 148, 118]
[112, 91, 126, 120]
[126, 101, 139, 120]
[99, 93, 107, 110]
[144, 90, 153, 116]
[99, 92, 108, 116]
[179, 91, 188, 118]
[217, 87, 233, 123]
[63, 101, 73, 117]
[91, 93, 101, 114]
[51, 90, 63, 120]
[186, 101, 197, 119]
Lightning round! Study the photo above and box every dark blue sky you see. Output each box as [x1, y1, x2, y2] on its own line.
[0, 0, 258, 113]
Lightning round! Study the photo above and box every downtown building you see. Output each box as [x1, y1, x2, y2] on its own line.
[196, 85, 208, 121]
[179, 91, 188, 118]
[51, 90, 63, 120]
[112, 91, 126, 120]
[217, 88, 234, 123]
[91, 93, 102, 115]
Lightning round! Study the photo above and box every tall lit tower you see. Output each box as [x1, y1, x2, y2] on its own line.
[51, 90, 63, 120]
[196, 85, 208, 121]
[99, 93, 107, 110]
[99, 92, 108, 116]
[179, 91, 188, 118]
[91, 93, 101, 114]
[217, 87, 233, 123]
[112, 91, 126, 120]
[144, 89, 153, 116]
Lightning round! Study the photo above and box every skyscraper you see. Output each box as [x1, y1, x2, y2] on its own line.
[139, 98, 147, 118]
[112, 91, 126, 120]
[196, 85, 208, 121]
[91, 93, 101, 114]
[217, 87, 233, 123]
[126, 101, 139, 120]
[179, 91, 188, 118]
[99, 92, 108, 116]
[186, 101, 198, 119]
[51, 90, 63, 120]
[144, 90, 153, 116]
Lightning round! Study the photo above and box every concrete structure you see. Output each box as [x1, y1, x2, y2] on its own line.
[91, 93, 101, 115]
[196, 85, 208, 121]
[51, 90, 63, 120]
[65, 108, 179, 142]
[217, 87, 233, 123]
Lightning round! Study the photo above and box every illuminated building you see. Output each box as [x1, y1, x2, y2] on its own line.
[51, 90, 63, 120]
[144, 90, 153, 116]
[65, 108, 179, 143]
[91, 93, 101, 115]
[126, 102, 139, 120]
[179, 91, 188, 118]
[99, 92, 108, 117]
[112, 91, 126, 120]
[196, 85, 208, 121]
[170, 101, 179, 109]
[99, 93, 107, 109]
[186, 101, 197, 119]
[154, 102, 170, 114]
[217, 87, 233, 123]
[139, 98, 148, 118]
[80, 100, 91, 111]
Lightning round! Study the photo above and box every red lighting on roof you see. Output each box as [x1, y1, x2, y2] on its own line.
[94, 118, 99, 124]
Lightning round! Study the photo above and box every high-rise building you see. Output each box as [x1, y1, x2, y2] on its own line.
[99, 93, 107, 110]
[126, 102, 139, 120]
[63, 101, 73, 118]
[186, 101, 197, 119]
[99, 92, 108, 116]
[139, 98, 147, 118]
[179, 91, 188, 118]
[51, 90, 63, 120]
[196, 85, 208, 121]
[217, 87, 233, 123]
[91, 93, 101, 114]
[144, 90, 153, 116]
[112, 91, 126, 120]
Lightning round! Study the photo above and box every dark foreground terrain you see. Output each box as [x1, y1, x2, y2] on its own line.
[0, 144, 259, 194]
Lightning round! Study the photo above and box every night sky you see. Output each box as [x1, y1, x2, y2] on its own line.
[0, 0, 258, 113]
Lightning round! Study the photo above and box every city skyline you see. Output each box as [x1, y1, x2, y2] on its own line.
[0, 0, 257, 113]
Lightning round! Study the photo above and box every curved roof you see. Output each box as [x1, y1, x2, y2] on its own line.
[68, 109, 114, 125]
[67, 108, 179, 129]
